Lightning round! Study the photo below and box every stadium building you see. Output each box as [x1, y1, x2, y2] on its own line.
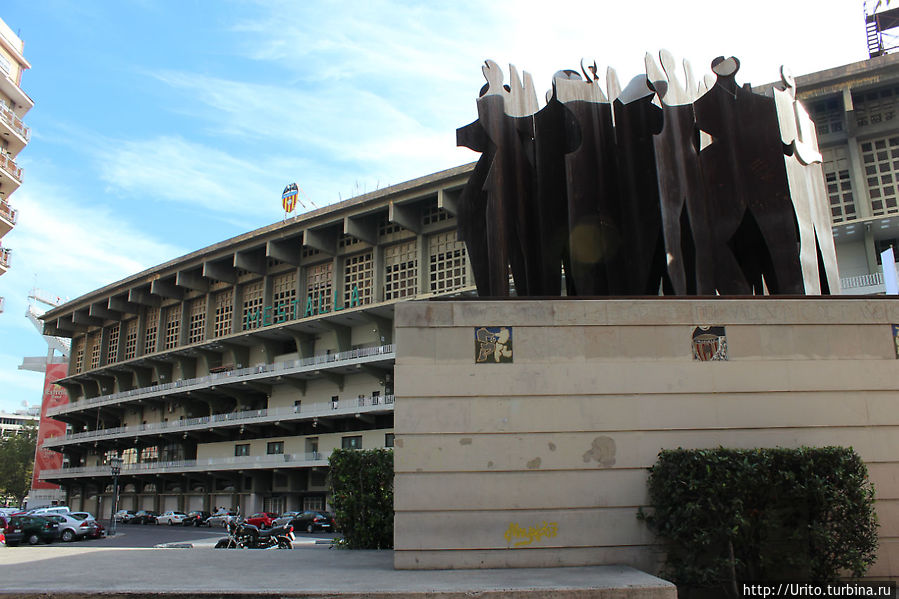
[39, 165, 473, 516]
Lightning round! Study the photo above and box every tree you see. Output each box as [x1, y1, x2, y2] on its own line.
[0, 423, 37, 506]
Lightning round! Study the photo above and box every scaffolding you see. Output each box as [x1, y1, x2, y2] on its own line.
[866, 1, 899, 57]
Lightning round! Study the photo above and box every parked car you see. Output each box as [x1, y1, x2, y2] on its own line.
[272, 511, 301, 528]
[205, 511, 237, 528]
[182, 511, 211, 527]
[28, 506, 70, 516]
[43, 513, 94, 542]
[3, 515, 60, 545]
[70, 512, 103, 539]
[89, 519, 106, 538]
[114, 509, 136, 523]
[287, 510, 335, 533]
[130, 510, 159, 525]
[244, 512, 279, 529]
[156, 511, 188, 525]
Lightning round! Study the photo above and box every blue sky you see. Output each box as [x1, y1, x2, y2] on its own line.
[0, 0, 869, 413]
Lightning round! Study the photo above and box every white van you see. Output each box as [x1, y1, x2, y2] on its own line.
[29, 506, 71, 515]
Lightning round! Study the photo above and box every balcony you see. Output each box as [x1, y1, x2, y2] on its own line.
[0, 244, 10, 274]
[40, 451, 330, 481]
[0, 100, 29, 155]
[0, 296, 4, 313]
[0, 69, 33, 117]
[49, 344, 396, 417]
[0, 151, 22, 195]
[42, 394, 395, 448]
[0, 198, 16, 236]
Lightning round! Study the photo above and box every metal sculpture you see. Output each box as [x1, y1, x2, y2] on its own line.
[456, 54, 842, 297]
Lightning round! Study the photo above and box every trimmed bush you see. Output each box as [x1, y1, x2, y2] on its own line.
[328, 448, 394, 549]
[639, 447, 878, 591]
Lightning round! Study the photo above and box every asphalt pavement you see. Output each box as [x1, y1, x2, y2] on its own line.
[0, 525, 676, 598]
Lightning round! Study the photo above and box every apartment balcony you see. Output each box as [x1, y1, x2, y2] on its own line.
[0, 70, 33, 118]
[0, 151, 22, 196]
[0, 296, 4, 313]
[0, 244, 10, 274]
[40, 451, 330, 482]
[0, 100, 29, 155]
[49, 344, 396, 418]
[42, 394, 395, 449]
[0, 198, 16, 236]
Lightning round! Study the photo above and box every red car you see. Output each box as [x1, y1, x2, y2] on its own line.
[244, 512, 279, 529]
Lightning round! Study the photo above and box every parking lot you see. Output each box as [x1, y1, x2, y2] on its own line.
[5, 519, 339, 549]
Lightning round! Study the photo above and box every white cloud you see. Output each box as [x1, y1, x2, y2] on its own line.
[0, 178, 186, 413]
[95, 135, 281, 218]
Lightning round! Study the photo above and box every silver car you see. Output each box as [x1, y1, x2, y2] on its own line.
[44, 513, 94, 542]
[205, 511, 237, 528]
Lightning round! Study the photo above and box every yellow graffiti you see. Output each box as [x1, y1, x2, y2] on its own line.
[503, 520, 558, 548]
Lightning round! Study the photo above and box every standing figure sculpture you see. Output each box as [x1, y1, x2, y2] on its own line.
[455, 53, 841, 298]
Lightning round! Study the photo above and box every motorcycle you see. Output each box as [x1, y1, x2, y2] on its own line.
[215, 516, 294, 549]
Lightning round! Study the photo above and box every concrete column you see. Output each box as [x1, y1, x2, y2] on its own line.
[99, 327, 110, 367]
[845, 133, 874, 220]
[417, 233, 429, 295]
[177, 301, 189, 347]
[299, 263, 311, 317]
[333, 256, 344, 310]
[372, 245, 385, 303]
[136, 309, 147, 357]
[864, 224, 878, 272]
[263, 274, 274, 320]
[114, 322, 126, 363]
[231, 284, 242, 335]
[204, 292, 215, 341]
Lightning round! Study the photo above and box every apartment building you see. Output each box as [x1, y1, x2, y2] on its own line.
[0, 17, 32, 311]
[0, 408, 38, 438]
[38, 165, 473, 517]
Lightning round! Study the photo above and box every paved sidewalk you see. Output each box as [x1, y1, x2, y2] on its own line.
[0, 544, 676, 598]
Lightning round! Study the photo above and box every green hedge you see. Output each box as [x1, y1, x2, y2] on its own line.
[639, 447, 878, 590]
[328, 448, 394, 549]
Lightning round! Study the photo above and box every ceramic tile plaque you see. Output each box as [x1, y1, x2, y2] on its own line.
[692, 325, 727, 361]
[475, 327, 513, 363]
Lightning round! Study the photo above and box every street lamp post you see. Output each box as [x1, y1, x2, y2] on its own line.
[109, 456, 122, 536]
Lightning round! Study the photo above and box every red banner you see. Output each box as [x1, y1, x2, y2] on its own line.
[31, 363, 69, 490]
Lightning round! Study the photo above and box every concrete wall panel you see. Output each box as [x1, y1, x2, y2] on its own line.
[394, 298, 899, 575]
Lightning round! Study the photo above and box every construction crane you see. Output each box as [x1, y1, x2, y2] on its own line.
[19, 287, 70, 373]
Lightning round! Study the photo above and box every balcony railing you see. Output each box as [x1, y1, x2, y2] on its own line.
[0, 296, 4, 313]
[0, 246, 10, 269]
[40, 451, 329, 479]
[840, 272, 884, 290]
[0, 199, 16, 224]
[49, 344, 395, 417]
[0, 152, 21, 183]
[0, 101, 29, 141]
[43, 394, 395, 447]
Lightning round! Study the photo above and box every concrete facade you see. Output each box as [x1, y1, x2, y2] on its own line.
[394, 298, 899, 577]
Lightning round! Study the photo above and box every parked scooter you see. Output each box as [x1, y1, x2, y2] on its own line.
[214, 515, 294, 549]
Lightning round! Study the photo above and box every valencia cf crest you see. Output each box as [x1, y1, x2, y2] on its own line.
[282, 183, 299, 213]
[692, 326, 727, 361]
